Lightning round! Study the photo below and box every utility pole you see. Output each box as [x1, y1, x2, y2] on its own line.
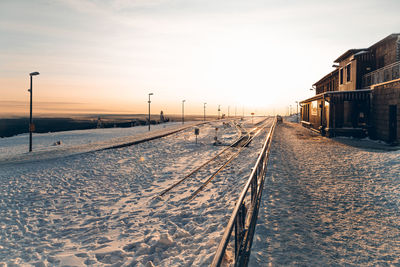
[28, 71, 40, 152]
[203, 102, 207, 121]
[148, 93, 153, 131]
[182, 100, 186, 124]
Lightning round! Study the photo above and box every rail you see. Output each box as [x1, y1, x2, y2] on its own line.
[362, 60, 400, 88]
[158, 121, 250, 197]
[211, 116, 277, 267]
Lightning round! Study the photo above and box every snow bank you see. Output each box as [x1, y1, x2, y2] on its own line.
[0, 122, 201, 165]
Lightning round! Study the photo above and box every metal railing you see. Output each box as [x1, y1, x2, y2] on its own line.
[211, 117, 277, 267]
[362, 61, 400, 88]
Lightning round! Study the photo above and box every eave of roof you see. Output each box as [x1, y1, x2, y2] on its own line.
[334, 49, 367, 63]
[300, 89, 373, 104]
[313, 69, 339, 86]
[369, 33, 400, 49]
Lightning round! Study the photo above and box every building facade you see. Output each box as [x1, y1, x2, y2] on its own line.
[371, 80, 400, 143]
[300, 33, 400, 144]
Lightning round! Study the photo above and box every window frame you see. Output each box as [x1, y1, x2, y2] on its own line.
[346, 63, 351, 82]
[340, 68, 344, 84]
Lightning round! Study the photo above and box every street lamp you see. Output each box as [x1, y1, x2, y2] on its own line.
[28, 71, 40, 152]
[182, 100, 186, 124]
[148, 93, 153, 131]
[203, 102, 207, 121]
[218, 105, 221, 120]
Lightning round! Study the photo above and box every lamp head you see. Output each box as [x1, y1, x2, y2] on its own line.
[149, 93, 153, 96]
[30, 72, 40, 76]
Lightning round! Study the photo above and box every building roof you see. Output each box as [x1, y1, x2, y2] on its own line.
[333, 33, 400, 63]
[334, 49, 368, 63]
[369, 33, 400, 49]
[300, 89, 372, 104]
[313, 69, 339, 86]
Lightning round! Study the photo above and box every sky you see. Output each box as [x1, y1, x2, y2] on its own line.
[1, 0, 399, 116]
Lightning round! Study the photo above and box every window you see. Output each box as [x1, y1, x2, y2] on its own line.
[311, 101, 318, 116]
[393, 65, 400, 79]
[346, 64, 351, 82]
[340, 68, 344, 84]
[384, 69, 390, 81]
[377, 57, 384, 68]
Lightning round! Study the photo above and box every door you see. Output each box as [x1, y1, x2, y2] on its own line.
[389, 105, 397, 143]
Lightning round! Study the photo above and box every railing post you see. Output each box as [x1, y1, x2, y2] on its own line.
[251, 168, 256, 203]
[235, 201, 247, 263]
[235, 214, 239, 261]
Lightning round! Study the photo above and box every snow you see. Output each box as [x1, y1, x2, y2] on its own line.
[284, 114, 300, 123]
[249, 122, 400, 266]
[0, 117, 273, 266]
[0, 122, 201, 165]
[0, 122, 186, 159]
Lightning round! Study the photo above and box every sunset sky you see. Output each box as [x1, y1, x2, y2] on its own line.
[1, 0, 399, 116]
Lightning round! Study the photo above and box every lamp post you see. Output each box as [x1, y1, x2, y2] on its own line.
[295, 101, 299, 123]
[28, 71, 40, 152]
[203, 102, 207, 121]
[182, 100, 185, 124]
[218, 105, 221, 120]
[148, 93, 153, 131]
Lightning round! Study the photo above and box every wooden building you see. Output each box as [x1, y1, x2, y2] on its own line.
[300, 90, 371, 137]
[314, 69, 338, 95]
[300, 33, 400, 143]
[371, 80, 400, 143]
[335, 49, 375, 91]
[362, 33, 400, 88]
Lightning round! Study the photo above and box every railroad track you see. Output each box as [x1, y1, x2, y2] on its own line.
[156, 117, 272, 203]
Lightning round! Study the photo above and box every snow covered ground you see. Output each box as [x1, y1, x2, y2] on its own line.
[0, 117, 272, 266]
[249, 121, 400, 266]
[0, 122, 193, 163]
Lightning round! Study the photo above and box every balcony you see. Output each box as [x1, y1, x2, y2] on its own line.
[362, 61, 400, 88]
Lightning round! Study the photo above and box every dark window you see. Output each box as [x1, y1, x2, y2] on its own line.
[340, 68, 343, 84]
[346, 64, 351, 82]
[393, 65, 400, 79]
[377, 57, 384, 68]
[384, 69, 390, 81]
